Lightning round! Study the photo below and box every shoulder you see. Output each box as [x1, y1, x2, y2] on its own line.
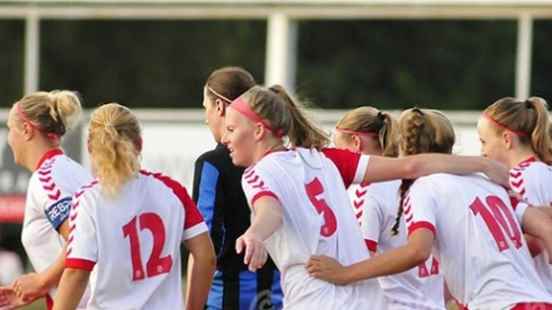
[140, 170, 193, 204]
[196, 145, 229, 165]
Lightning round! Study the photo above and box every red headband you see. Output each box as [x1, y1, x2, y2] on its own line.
[483, 112, 528, 137]
[16, 103, 60, 141]
[336, 127, 379, 137]
[229, 97, 284, 138]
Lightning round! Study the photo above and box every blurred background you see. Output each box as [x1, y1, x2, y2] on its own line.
[1, 1, 551, 308]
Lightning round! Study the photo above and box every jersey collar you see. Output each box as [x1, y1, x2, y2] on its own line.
[35, 148, 64, 170]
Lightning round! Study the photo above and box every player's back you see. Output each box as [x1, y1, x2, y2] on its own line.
[407, 173, 551, 309]
[351, 180, 445, 310]
[242, 148, 386, 309]
[70, 171, 186, 309]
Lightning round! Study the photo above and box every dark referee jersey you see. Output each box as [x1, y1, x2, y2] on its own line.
[193, 144, 283, 310]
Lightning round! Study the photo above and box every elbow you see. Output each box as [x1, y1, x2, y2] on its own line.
[407, 245, 432, 267]
[402, 157, 423, 180]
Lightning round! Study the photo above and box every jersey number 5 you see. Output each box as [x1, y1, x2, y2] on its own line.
[123, 213, 173, 281]
[305, 178, 337, 237]
[470, 195, 523, 252]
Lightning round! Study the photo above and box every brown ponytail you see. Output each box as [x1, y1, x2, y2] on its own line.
[483, 97, 552, 165]
[239, 85, 330, 149]
[391, 108, 455, 235]
[336, 106, 398, 157]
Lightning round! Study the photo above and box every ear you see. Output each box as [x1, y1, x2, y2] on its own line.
[22, 122, 35, 141]
[352, 135, 362, 152]
[253, 123, 267, 142]
[215, 99, 226, 117]
[502, 131, 514, 150]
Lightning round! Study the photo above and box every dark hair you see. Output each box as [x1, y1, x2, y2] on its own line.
[205, 67, 256, 103]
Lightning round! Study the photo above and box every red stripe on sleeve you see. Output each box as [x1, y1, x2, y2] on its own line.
[65, 258, 96, 271]
[408, 221, 436, 236]
[251, 191, 280, 208]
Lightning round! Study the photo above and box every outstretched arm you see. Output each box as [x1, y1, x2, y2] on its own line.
[52, 268, 89, 310]
[363, 155, 508, 187]
[236, 196, 283, 272]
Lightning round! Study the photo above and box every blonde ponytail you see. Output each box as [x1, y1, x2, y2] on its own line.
[89, 103, 141, 197]
[527, 97, 552, 164]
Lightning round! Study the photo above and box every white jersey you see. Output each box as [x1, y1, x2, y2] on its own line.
[241, 148, 386, 310]
[66, 170, 208, 310]
[509, 157, 552, 294]
[21, 149, 92, 307]
[348, 180, 445, 310]
[406, 173, 552, 309]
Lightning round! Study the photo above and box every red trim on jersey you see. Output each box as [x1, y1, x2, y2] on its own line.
[408, 221, 436, 236]
[140, 170, 204, 230]
[321, 148, 361, 188]
[46, 294, 54, 310]
[251, 191, 280, 207]
[35, 148, 64, 170]
[65, 258, 95, 271]
[511, 303, 552, 310]
[516, 156, 537, 168]
[364, 239, 378, 252]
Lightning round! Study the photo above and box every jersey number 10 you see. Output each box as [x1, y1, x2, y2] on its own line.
[123, 213, 173, 281]
[469, 195, 523, 252]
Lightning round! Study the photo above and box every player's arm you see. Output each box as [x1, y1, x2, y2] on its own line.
[520, 206, 552, 263]
[12, 215, 72, 302]
[364, 155, 509, 187]
[236, 196, 283, 272]
[52, 268, 89, 310]
[307, 228, 434, 285]
[184, 232, 216, 310]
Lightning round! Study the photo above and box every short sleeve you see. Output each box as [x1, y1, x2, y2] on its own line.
[360, 196, 384, 252]
[241, 165, 281, 211]
[321, 148, 369, 188]
[405, 182, 438, 237]
[151, 173, 208, 241]
[509, 194, 530, 223]
[65, 196, 97, 271]
[30, 169, 72, 231]
[509, 168, 540, 204]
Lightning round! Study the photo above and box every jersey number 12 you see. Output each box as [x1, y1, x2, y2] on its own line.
[123, 212, 173, 281]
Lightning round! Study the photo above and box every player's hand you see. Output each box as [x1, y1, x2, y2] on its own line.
[484, 159, 509, 188]
[12, 273, 49, 302]
[307, 255, 348, 285]
[236, 232, 268, 272]
[0, 286, 27, 310]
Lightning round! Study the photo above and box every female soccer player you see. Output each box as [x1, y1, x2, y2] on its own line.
[307, 108, 552, 309]
[195, 67, 282, 310]
[53, 103, 216, 310]
[334, 107, 445, 310]
[478, 96, 552, 293]
[0, 90, 91, 310]
[221, 85, 509, 308]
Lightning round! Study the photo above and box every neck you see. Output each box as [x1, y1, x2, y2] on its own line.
[252, 138, 285, 164]
[507, 147, 537, 169]
[23, 142, 60, 172]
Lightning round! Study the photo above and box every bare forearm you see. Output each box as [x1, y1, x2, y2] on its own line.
[247, 204, 283, 241]
[343, 246, 424, 284]
[53, 269, 89, 310]
[409, 154, 488, 178]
